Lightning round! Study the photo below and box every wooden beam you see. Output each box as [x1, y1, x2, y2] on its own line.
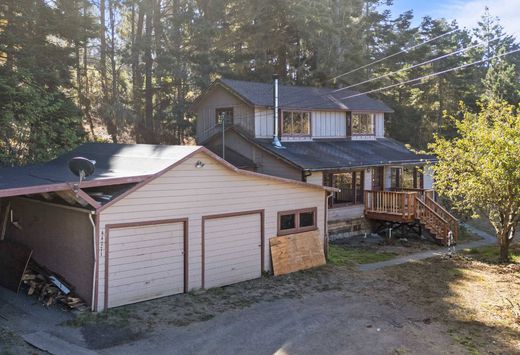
[1, 202, 11, 241]
[55, 190, 80, 206]
[73, 188, 101, 209]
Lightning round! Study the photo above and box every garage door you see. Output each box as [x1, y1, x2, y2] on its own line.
[203, 212, 263, 289]
[106, 220, 186, 308]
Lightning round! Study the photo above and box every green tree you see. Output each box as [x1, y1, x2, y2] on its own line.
[429, 101, 520, 262]
[0, 0, 86, 166]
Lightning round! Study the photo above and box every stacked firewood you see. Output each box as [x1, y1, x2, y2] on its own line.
[21, 261, 88, 310]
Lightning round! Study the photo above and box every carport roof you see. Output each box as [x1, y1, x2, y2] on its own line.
[0, 143, 200, 197]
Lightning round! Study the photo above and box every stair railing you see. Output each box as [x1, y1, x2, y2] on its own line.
[424, 195, 459, 242]
[415, 196, 450, 244]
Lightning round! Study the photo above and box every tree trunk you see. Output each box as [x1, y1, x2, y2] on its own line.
[99, 0, 108, 99]
[499, 237, 510, 262]
[132, 2, 145, 142]
[143, 0, 154, 142]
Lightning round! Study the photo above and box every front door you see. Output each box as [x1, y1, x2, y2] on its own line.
[372, 167, 384, 191]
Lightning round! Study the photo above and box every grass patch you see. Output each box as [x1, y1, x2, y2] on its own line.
[328, 245, 398, 265]
[464, 244, 520, 263]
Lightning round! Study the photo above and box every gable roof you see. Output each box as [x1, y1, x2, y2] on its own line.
[207, 78, 393, 113]
[254, 138, 435, 171]
[0, 143, 334, 199]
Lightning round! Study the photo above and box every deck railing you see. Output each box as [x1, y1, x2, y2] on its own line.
[364, 190, 417, 221]
[364, 189, 458, 243]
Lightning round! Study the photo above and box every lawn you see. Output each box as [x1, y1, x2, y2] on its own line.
[328, 244, 398, 265]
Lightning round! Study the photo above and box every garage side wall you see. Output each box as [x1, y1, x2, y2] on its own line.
[6, 198, 94, 303]
[97, 152, 325, 310]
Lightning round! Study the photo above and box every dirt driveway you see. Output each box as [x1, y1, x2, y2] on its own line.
[1, 243, 518, 354]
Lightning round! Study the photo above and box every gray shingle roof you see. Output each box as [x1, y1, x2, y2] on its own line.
[254, 138, 434, 170]
[219, 78, 394, 112]
[0, 143, 200, 195]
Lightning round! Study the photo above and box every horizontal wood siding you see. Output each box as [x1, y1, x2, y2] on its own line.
[254, 108, 273, 138]
[312, 111, 347, 138]
[97, 151, 325, 310]
[196, 86, 254, 142]
[204, 214, 261, 288]
[105, 222, 185, 308]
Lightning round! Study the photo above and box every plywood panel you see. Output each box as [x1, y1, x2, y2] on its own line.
[107, 222, 185, 308]
[204, 213, 262, 288]
[270, 230, 325, 276]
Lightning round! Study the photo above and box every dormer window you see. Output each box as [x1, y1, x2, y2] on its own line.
[282, 111, 310, 136]
[351, 113, 375, 135]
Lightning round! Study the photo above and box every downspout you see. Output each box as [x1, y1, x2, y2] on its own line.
[272, 74, 284, 149]
[324, 191, 334, 258]
[88, 211, 96, 311]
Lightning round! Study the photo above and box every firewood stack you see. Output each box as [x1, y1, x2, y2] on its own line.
[21, 261, 88, 311]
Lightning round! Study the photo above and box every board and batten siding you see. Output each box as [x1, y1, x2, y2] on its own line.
[254, 108, 274, 138]
[96, 151, 325, 310]
[312, 111, 347, 138]
[196, 86, 254, 143]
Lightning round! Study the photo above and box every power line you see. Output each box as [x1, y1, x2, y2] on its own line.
[333, 38, 498, 93]
[338, 47, 520, 100]
[330, 28, 459, 82]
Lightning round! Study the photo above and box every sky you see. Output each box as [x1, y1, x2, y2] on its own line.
[385, 0, 520, 37]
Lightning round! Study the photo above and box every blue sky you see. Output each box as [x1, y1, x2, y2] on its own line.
[384, 0, 520, 36]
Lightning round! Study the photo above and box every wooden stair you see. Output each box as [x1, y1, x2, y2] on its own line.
[364, 190, 458, 245]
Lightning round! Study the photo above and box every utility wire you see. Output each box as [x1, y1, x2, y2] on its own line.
[330, 28, 459, 82]
[339, 47, 520, 100]
[333, 38, 499, 93]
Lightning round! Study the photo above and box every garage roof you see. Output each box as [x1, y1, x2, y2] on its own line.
[0, 143, 200, 197]
[0, 143, 335, 199]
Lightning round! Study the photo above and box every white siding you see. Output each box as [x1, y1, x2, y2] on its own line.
[384, 166, 393, 190]
[306, 171, 323, 185]
[204, 214, 261, 288]
[254, 108, 274, 138]
[364, 168, 372, 190]
[375, 113, 385, 138]
[106, 222, 185, 308]
[312, 111, 347, 138]
[96, 151, 325, 310]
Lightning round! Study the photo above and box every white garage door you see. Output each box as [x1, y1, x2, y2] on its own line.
[107, 221, 185, 308]
[204, 213, 262, 289]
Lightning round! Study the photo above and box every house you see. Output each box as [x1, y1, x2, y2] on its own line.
[192, 78, 458, 241]
[0, 143, 333, 311]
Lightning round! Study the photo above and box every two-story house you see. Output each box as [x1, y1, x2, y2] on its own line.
[191, 78, 457, 242]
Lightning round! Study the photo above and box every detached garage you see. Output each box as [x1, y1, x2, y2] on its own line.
[0, 143, 333, 311]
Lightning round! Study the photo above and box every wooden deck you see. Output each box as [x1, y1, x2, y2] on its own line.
[364, 190, 459, 244]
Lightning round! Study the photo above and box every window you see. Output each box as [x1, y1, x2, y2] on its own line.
[323, 171, 364, 206]
[351, 113, 375, 135]
[215, 107, 234, 125]
[391, 166, 424, 190]
[277, 208, 317, 235]
[282, 111, 310, 136]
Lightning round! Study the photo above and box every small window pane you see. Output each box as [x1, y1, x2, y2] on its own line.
[352, 113, 374, 135]
[280, 214, 296, 230]
[282, 112, 292, 134]
[293, 112, 303, 133]
[302, 112, 310, 134]
[299, 211, 315, 228]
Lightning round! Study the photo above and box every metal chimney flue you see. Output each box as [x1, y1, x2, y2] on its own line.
[272, 74, 284, 149]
